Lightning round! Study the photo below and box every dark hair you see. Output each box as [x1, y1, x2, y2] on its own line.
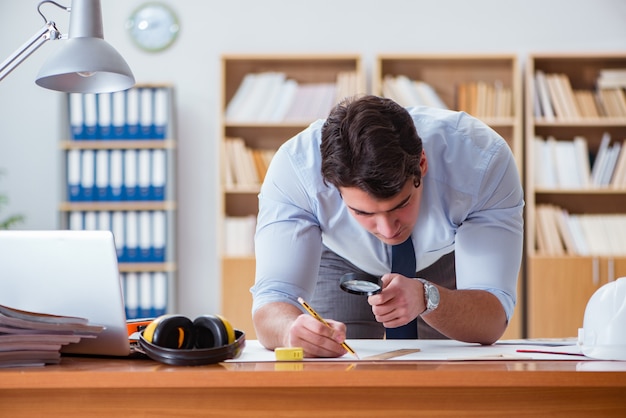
[320, 95, 422, 199]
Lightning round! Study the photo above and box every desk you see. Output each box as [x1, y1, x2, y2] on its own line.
[1, 356, 625, 417]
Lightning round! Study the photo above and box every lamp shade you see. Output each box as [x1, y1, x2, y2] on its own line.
[35, 0, 134, 93]
[35, 37, 135, 93]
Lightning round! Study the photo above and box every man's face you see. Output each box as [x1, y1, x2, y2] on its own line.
[340, 177, 422, 246]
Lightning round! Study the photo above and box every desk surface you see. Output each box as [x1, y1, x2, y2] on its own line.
[1, 356, 626, 417]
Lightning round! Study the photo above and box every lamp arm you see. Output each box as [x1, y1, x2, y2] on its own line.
[0, 21, 62, 83]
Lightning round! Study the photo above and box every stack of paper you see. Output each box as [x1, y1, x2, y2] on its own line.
[0, 304, 103, 368]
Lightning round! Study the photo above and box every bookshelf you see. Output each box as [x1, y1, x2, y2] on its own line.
[220, 54, 365, 338]
[525, 53, 626, 338]
[374, 54, 523, 172]
[59, 84, 177, 321]
[374, 54, 524, 339]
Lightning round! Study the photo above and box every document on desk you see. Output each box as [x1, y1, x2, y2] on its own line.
[225, 339, 590, 362]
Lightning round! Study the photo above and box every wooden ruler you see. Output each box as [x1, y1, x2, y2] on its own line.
[362, 348, 421, 360]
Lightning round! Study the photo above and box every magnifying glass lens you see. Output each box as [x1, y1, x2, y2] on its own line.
[340, 273, 382, 296]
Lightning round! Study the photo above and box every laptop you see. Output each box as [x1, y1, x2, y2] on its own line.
[0, 230, 131, 356]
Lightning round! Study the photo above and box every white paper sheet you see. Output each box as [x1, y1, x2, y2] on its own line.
[226, 339, 591, 362]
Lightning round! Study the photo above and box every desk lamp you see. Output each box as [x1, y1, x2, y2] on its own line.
[0, 0, 134, 93]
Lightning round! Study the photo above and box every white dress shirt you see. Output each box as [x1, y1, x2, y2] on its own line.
[251, 106, 524, 320]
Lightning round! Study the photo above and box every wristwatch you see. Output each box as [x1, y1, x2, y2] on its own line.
[418, 279, 440, 315]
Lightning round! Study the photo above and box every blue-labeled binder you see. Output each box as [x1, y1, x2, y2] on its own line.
[138, 211, 152, 262]
[67, 149, 82, 201]
[111, 90, 126, 139]
[126, 88, 140, 139]
[123, 149, 138, 201]
[139, 88, 154, 139]
[97, 92, 113, 139]
[123, 272, 169, 319]
[69, 93, 84, 140]
[151, 149, 166, 201]
[152, 211, 167, 262]
[123, 272, 140, 320]
[138, 272, 153, 318]
[83, 93, 98, 140]
[68, 211, 83, 230]
[80, 150, 95, 201]
[125, 211, 139, 263]
[111, 211, 125, 261]
[109, 149, 123, 201]
[94, 149, 110, 201]
[97, 211, 111, 232]
[137, 149, 152, 200]
[152, 272, 168, 317]
[83, 211, 98, 230]
[153, 87, 169, 139]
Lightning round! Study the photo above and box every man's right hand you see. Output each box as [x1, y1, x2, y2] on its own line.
[253, 301, 348, 358]
[287, 314, 348, 358]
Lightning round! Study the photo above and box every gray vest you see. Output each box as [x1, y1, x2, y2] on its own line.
[311, 246, 455, 339]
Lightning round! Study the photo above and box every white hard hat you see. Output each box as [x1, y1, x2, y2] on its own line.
[578, 277, 626, 361]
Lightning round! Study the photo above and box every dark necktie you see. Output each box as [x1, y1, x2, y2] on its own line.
[385, 237, 418, 339]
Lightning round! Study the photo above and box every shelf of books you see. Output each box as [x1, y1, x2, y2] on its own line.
[220, 54, 366, 338]
[59, 85, 177, 321]
[374, 54, 523, 172]
[374, 54, 523, 339]
[525, 53, 626, 338]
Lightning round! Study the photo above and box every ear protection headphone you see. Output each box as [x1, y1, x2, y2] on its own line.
[139, 314, 245, 366]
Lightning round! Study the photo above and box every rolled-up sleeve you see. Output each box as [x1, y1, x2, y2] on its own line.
[454, 141, 524, 321]
[251, 136, 325, 313]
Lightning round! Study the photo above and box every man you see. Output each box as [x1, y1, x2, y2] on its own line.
[251, 95, 524, 358]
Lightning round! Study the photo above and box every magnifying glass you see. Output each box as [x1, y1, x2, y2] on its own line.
[339, 272, 382, 296]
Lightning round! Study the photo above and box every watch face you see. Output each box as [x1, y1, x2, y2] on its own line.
[127, 3, 180, 52]
[421, 280, 440, 311]
[429, 285, 440, 306]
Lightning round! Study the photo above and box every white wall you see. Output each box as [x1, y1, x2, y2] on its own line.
[1, 0, 625, 318]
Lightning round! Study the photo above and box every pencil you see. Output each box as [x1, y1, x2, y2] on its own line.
[297, 297, 359, 359]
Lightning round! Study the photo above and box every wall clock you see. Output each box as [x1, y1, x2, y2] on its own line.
[127, 2, 180, 52]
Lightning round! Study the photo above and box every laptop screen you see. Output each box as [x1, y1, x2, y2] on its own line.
[0, 230, 130, 356]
